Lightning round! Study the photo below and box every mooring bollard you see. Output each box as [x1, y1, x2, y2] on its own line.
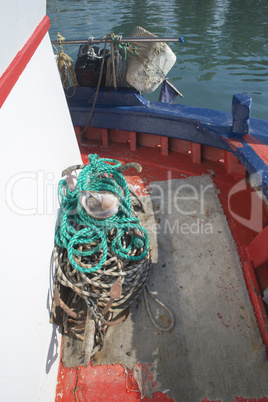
[232, 93, 252, 136]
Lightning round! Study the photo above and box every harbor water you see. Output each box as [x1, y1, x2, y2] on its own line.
[47, 0, 268, 120]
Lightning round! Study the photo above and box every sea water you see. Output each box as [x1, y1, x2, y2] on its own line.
[47, 0, 268, 120]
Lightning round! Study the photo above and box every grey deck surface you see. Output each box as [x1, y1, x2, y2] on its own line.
[93, 175, 268, 401]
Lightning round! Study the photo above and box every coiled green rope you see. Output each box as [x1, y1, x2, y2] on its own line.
[55, 154, 149, 273]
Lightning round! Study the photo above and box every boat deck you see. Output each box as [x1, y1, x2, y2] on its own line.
[56, 138, 268, 401]
[93, 175, 268, 400]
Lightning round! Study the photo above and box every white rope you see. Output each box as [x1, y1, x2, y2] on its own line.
[143, 285, 175, 332]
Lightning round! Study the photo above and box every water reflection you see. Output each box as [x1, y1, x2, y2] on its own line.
[47, 0, 268, 119]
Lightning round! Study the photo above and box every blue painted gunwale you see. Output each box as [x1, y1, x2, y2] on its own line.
[66, 87, 268, 197]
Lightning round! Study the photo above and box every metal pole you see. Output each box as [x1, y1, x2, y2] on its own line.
[51, 37, 184, 45]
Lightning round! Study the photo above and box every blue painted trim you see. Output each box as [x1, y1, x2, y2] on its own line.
[232, 93, 252, 136]
[66, 87, 149, 106]
[67, 87, 268, 198]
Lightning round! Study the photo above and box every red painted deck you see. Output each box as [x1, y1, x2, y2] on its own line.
[56, 362, 174, 401]
[56, 127, 268, 401]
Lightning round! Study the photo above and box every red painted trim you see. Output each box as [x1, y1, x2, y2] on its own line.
[161, 136, 169, 156]
[243, 260, 268, 354]
[191, 142, 201, 164]
[129, 131, 137, 151]
[224, 150, 245, 177]
[0, 15, 50, 109]
[243, 134, 268, 164]
[223, 134, 268, 165]
[223, 137, 244, 151]
[101, 129, 109, 147]
[247, 226, 268, 269]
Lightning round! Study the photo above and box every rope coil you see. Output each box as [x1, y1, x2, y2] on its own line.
[55, 153, 150, 274]
[52, 154, 174, 361]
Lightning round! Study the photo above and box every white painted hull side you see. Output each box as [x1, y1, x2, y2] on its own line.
[0, 14, 82, 402]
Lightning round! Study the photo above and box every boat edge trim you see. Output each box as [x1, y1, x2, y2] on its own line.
[0, 15, 50, 109]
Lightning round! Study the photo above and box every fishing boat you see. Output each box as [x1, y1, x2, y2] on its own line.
[55, 37, 268, 400]
[1, 1, 268, 401]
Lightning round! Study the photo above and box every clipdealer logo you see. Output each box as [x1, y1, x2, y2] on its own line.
[227, 172, 265, 233]
[4, 169, 266, 234]
[144, 177, 215, 235]
[5, 170, 57, 216]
